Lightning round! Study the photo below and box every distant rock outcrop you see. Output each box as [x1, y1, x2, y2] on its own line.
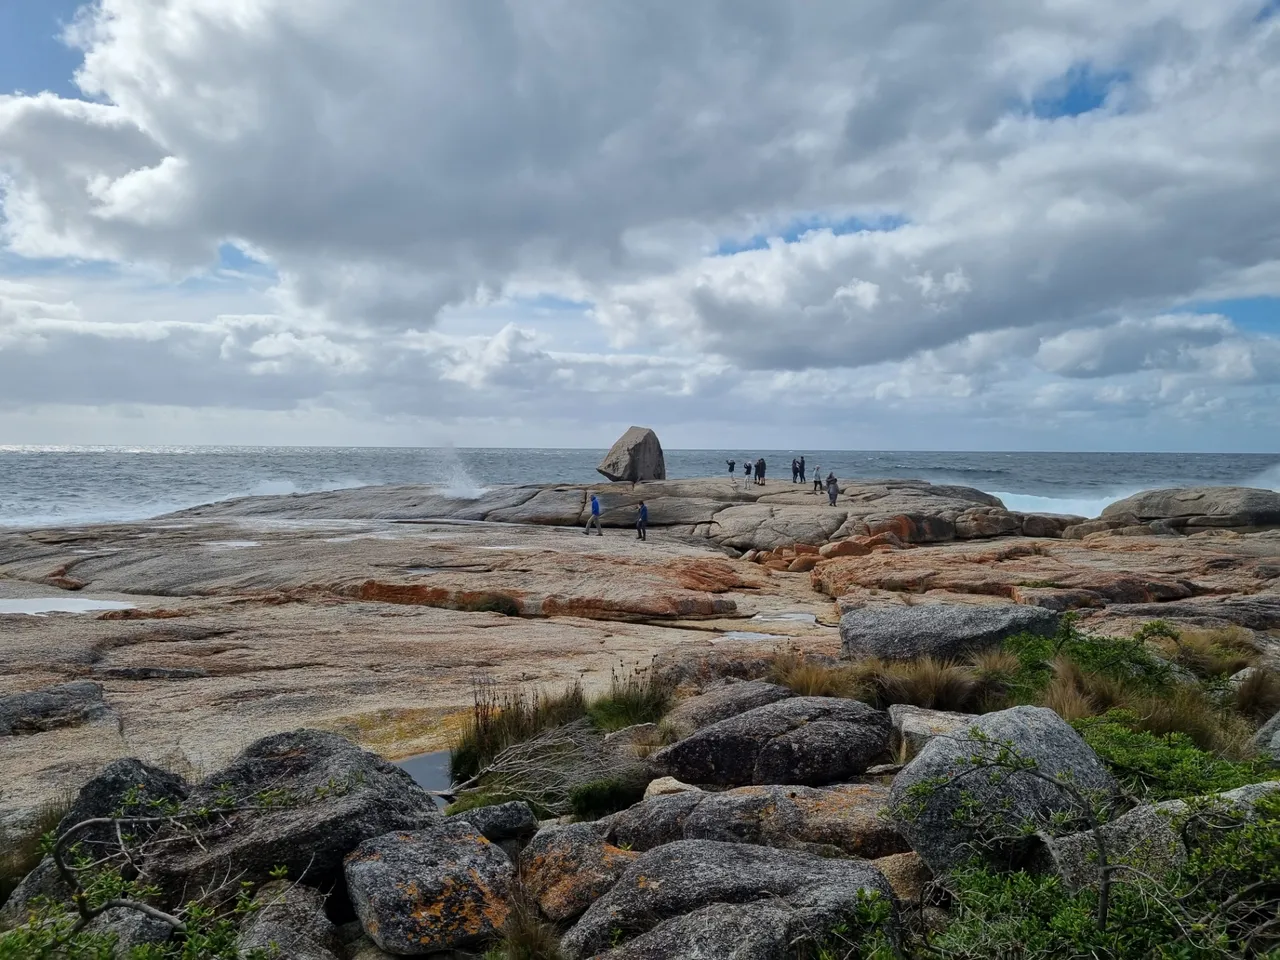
[1101, 486, 1280, 532]
[597, 426, 666, 482]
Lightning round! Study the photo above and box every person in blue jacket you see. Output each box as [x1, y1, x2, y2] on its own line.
[584, 493, 603, 536]
[636, 500, 648, 541]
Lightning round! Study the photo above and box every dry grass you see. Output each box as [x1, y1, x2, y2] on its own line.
[875, 657, 983, 712]
[1235, 668, 1280, 725]
[1130, 684, 1255, 758]
[1160, 627, 1260, 679]
[771, 649, 858, 698]
[0, 795, 72, 909]
[1040, 659, 1097, 722]
[483, 886, 565, 960]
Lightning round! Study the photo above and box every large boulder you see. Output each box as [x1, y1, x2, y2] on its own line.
[142, 730, 437, 901]
[841, 603, 1059, 661]
[454, 800, 538, 844]
[520, 821, 638, 922]
[603, 783, 907, 859]
[650, 697, 891, 788]
[0, 681, 116, 736]
[344, 821, 514, 954]
[889, 706, 1119, 875]
[660, 680, 794, 739]
[560, 840, 896, 959]
[597, 426, 666, 483]
[1, 758, 188, 926]
[1101, 486, 1280, 531]
[237, 881, 343, 960]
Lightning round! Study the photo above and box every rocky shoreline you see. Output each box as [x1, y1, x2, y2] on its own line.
[2, 477, 1280, 956]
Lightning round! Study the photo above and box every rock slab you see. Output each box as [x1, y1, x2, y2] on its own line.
[1102, 486, 1280, 531]
[0, 681, 115, 736]
[660, 679, 794, 739]
[345, 821, 514, 953]
[889, 706, 1119, 875]
[560, 839, 895, 959]
[597, 426, 666, 483]
[651, 696, 891, 787]
[841, 603, 1060, 661]
[237, 880, 343, 960]
[143, 729, 437, 900]
[520, 821, 638, 922]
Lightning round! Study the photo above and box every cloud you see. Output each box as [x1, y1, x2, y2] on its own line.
[0, 0, 1278, 448]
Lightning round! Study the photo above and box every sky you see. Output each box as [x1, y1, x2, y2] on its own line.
[0, 1, 1278, 451]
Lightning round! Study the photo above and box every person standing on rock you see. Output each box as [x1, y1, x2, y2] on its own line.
[726, 459, 736, 482]
[744, 460, 753, 483]
[636, 500, 648, 541]
[799, 456, 806, 484]
[791, 458, 799, 483]
[584, 494, 603, 536]
[826, 472, 839, 506]
[756, 458, 766, 485]
[812, 465, 821, 494]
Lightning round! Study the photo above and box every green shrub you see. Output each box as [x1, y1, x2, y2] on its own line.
[587, 665, 672, 732]
[568, 778, 647, 820]
[1074, 710, 1276, 801]
[1002, 620, 1174, 701]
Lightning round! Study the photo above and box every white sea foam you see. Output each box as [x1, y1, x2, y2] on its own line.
[989, 490, 1146, 520]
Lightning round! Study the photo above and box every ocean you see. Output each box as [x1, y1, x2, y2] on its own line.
[1, 446, 1278, 529]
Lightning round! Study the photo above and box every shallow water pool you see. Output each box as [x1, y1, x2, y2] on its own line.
[0, 597, 137, 616]
[396, 749, 452, 809]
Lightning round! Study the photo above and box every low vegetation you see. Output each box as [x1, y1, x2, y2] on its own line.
[450, 680, 589, 783]
[0, 794, 70, 910]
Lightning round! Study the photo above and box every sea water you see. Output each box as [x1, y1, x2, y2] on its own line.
[1, 446, 1277, 528]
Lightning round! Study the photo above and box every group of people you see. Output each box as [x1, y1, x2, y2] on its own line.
[586, 457, 844, 541]
[726, 456, 840, 504]
[725, 457, 772, 485]
[583, 493, 648, 540]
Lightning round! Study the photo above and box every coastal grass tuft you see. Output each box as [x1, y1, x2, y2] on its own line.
[1235, 667, 1280, 724]
[869, 657, 984, 713]
[1157, 626, 1260, 679]
[0, 795, 70, 910]
[568, 777, 648, 820]
[450, 680, 588, 782]
[771, 649, 858, 698]
[587, 664, 672, 732]
[482, 888, 565, 960]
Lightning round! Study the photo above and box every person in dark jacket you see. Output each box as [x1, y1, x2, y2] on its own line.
[791, 458, 799, 483]
[812, 465, 822, 494]
[726, 459, 736, 480]
[799, 456, 806, 483]
[636, 500, 648, 540]
[756, 458, 766, 485]
[826, 473, 839, 506]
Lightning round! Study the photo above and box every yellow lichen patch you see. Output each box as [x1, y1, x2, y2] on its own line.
[319, 705, 471, 757]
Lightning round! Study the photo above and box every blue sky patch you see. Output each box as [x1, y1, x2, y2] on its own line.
[1030, 64, 1129, 119]
[1257, 0, 1280, 22]
[1191, 296, 1280, 334]
[714, 214, 907, 256]
[0, 0, 85, 99]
